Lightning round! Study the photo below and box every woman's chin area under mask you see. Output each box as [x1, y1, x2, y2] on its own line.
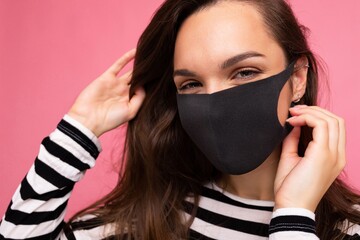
[216, 146, 282, 201]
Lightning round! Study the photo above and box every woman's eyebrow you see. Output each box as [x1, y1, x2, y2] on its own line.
[220, 51, 265, 69]
[173, 69, 197, 78]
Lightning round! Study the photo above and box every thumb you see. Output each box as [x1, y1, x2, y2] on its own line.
[281, 126, 301, 158]
[128, 87, 146, 119]
[275, 126, 302, 190]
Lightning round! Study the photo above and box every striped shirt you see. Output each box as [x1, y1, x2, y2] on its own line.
[1, 115, 359, 239]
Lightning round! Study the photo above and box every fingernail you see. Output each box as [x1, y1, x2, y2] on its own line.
[286, 116, 297, 122]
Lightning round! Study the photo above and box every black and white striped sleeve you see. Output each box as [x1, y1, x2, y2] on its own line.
[0, 115, 101, 240]
[269, 208, 319, 239]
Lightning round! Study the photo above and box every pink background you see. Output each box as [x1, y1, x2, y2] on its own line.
[1, 1, 359, 219]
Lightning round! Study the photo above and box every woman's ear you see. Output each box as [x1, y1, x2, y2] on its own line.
[291, 56, 309, 102]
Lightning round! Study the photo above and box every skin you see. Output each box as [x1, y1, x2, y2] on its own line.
[68, 1, 346, 213]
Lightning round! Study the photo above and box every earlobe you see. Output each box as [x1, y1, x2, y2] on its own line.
[293, 93, 301, 103]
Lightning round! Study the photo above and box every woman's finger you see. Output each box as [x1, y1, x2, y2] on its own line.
[289, 106, 339, 152]
[276, 127, 302, 190]
[110, 70, 133, 96]
[128, 87, 146, 119]
[305, 106, 346, 162]
[106, 49, 136, 75]
[117, 69, 133, 85]
[286, 112, 330, 149]
[281, 126, 301, 158]
[293, 105, 339, 119]
[288, 106, 346, 171]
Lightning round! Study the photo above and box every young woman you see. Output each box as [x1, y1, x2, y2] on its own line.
[1, 0, 360, 239]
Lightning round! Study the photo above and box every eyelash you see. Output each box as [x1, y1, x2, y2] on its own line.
[233, 68, 260, 80]
[178, 81, 202, 91]
[178, 68, 260, 92]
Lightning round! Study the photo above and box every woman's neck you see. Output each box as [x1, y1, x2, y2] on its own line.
[216, 146, 281, 201]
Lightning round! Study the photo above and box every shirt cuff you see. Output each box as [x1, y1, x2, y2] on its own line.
[272, 208, 315, 219]
[269, 208, 316, 236]
[63, 114, 102, 152]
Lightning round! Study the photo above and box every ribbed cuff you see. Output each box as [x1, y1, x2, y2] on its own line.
[269, 208, 316, 235]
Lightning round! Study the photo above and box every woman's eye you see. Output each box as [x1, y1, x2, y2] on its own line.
[233, 69, 259, 80]
[179, 81, 202, 91]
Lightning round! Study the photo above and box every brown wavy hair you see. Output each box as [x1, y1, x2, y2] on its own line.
[70, 0, 360, 239]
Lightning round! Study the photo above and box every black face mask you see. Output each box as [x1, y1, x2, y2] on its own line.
[176, 62, 295, 175]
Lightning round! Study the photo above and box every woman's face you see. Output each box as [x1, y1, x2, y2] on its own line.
[173, 1, 295, 124]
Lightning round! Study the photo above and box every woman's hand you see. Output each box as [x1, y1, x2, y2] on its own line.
[68, 49, 146, 137]
[274, 105, 346, 212]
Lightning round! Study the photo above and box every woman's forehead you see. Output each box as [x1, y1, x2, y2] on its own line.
[173, 1, 282, 68]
